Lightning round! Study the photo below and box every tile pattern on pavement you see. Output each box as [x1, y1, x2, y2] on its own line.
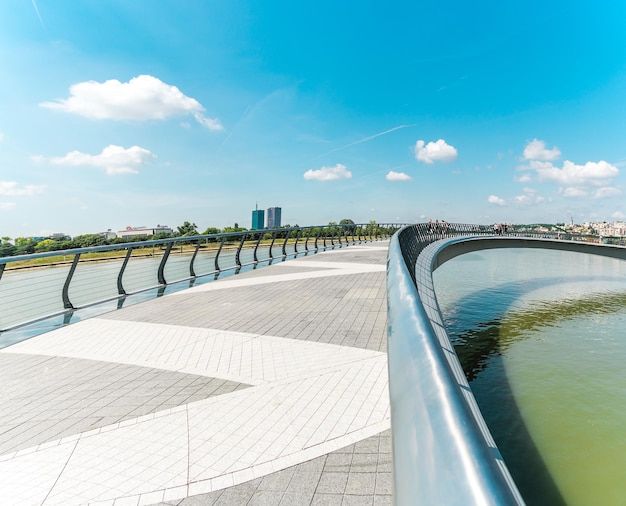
[0, 242, 392, 505]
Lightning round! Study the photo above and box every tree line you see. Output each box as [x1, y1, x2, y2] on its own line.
[0, 219, 384, 258]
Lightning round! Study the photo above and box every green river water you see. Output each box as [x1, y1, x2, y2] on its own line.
[433, 248, 626, 506]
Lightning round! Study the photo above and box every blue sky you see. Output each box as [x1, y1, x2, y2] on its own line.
[1, 0, 625, 238]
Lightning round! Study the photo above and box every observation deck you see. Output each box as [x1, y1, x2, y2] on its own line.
[0, 241, 393, 505]
[2, 223, 624, 505]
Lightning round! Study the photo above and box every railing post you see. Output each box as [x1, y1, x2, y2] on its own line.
[62, 253, 81, 309]
[235, 233, 247, 269]
[215, 236, 225, 273]
[117, 247, 133, 295]
[269, 232, 277, 261]
[189, 239, 201, 278]
[281, 230, 289, 259]
[158, 242, 173, 285]
[294, 229, 299, 256]
[253, 232, 263, 263]
[0, 263, 5, 283]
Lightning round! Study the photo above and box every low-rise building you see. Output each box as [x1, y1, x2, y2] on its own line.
[116, 225, 173, 239]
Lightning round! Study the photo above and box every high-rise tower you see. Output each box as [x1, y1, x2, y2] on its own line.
[251, 204, 265, 230]
[267, 207, 282, 228]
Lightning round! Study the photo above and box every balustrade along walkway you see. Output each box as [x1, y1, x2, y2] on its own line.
[0, 241, 393, 505]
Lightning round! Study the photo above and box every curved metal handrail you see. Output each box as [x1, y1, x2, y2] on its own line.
[387, 224, 626, 505]
[0, 223, 402, 332]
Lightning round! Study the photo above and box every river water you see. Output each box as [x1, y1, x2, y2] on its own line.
[433, 248, 626, 506]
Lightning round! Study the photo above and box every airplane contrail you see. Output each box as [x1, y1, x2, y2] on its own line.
[222, 103, 252, 146]
[32, 0, 47, 30]
[318, 124, 416, 158]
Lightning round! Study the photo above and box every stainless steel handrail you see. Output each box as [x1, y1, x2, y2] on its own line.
[0, 223, 402, 332]
[387, 224, 626, 505]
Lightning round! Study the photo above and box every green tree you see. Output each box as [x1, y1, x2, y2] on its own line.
[0, 237, 16, 257]
[34, 239, 59, 253]
[70, 234, 108, 248]
[339, 218, 356, 235]
[13, 237, 37, 255]
[201, 227, 222, 235]
[176, 221, 199, 236]
[150, 232, 171, 241]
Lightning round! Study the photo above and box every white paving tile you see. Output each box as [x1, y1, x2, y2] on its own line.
[0, 440, 76, 506]
[2, 319, 383, 386]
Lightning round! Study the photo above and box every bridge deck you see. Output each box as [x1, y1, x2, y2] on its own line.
[0, 242, 392, 506]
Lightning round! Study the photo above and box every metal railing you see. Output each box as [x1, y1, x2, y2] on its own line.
[0, 223, 401, 333]
[387, 223, 626, 505]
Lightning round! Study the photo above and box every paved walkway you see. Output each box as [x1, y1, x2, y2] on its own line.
[0, 242, 392, 506]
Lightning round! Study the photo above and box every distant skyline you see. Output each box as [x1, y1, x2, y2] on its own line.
[1, 1, 625, 238]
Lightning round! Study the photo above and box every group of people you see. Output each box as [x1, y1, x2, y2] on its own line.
[493, 223, 509, 235]
[427, 218, 449, 235]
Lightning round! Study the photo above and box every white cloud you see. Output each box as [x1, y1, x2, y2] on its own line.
[535, 160, 618, 186]
[0, 181, 45, 196]
[415, 139, 458, 164]
[523, 139, 561, 161]
[386, 170, 411, 181]
[303, 164, 352, 181]
[0, 202, 16, 210]
[40, 75, 223, 131]
[488, 195, 506, 206]
[593, 186, 622, 199]
[612, 211, 626, 220]
[514, 173, 533, 183]
[513, 187, 544, 205]
[561, 187, 588, 198]
[46, 145, 156, 175]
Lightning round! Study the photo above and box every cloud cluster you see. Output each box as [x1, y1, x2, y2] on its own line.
[488, 195, 506, 206]
[0, 181, 45, 212]
[522, 139, 561, 161]
[518, 139, 620, 200]
[415, 139, 458, 164]
[40, 75, 223, 131]
[0, 181, 45, 196]
[303, 164, 352, 181]
[386, 171, 411, 181]
[45, 145, 156, 175]
[513, 187, 544, 205]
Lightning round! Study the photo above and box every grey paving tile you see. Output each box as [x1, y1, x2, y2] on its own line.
[247, 490, 285, 506]
[374, 473, 392, 496]
[350, 453, 378, 473]
[324, 453, 352, 472]
[311, 494, 344, 506]
[345, 472, 377, 496]
[0, 354, 250, 455]
[316, 472, 349, 494]
[257, 468, 296, 491]
[279, 491, 315, 506]
[287, 471, 322, 494]
[372, 495, 393, 506]
[353, 438, 379, 454]
[342, 495, 374, 506]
